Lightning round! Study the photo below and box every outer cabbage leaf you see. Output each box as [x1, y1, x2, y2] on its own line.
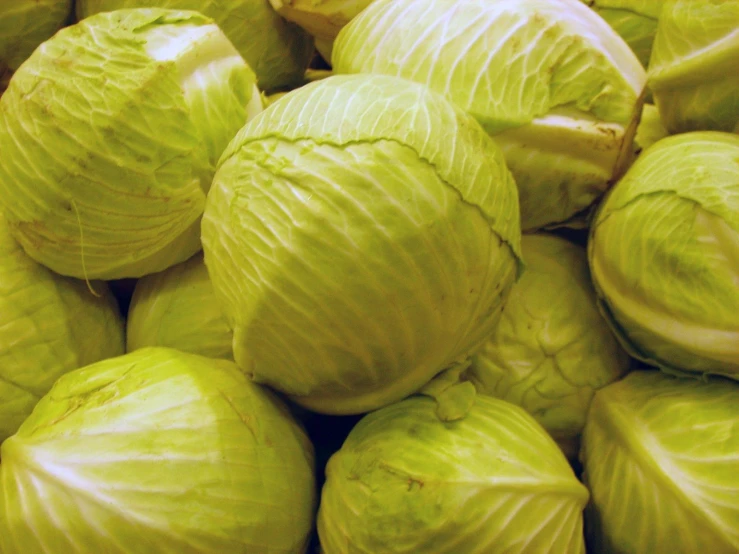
[580, 370, 739, 553]
[0, 347, 317, 554]
[318, 394, 589, 553]
[588, 131, 739, 379]
[333, 0, 647, 230]
[0, 0, 72, 78]
[0, 215, 124, 443]
[202, 73, 522, 415]
[468, 234, 630, 459]
[127, 253, 233, 360]
[76, 0, 314, 91]
[0, 9, 261, 280]
[648, 0, 739, 133]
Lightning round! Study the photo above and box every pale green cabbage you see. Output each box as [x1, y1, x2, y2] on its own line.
[333, 0, 647, 230]
[0, 347, 317, 554]
[648, 0, 739, 133]
[589, 131, 739, 379]
[468, 234, 631, 459]
[0, 9, 262, 280]
[76, 0, 315, 91]
[127, 253, 233, 360]
[0, 214, 124, 443]
[202, 73, 522, 415]
[580, 370, 739, 553]
[0, 0, 72, 78]
[318, 394, 589, 553]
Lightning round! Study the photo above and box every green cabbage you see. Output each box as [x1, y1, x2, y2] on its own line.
[202, 73, 522, 415]
[580, 370, 739, 553]
[0, 214, 124, 443]
[76, 0, 315, 91]
[333, 0, 647, 230]
[589, 131, 739, 379]
[127, 253, 233, 360]
[0, 0, 72, 80]
[648, 0, 739, 133]
[468, 234, 631, 459]
[318, 394, 589, 553]
[0, 9, 262, 280]
[0, 347, 317, 554]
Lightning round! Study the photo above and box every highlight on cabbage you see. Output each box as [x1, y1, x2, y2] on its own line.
[648, 0, 739, 133]
[202, 73, 523, 415]
[333, 0, 647, 230]
[468, 233, 631, 459]
[580, 370, 739, 553]
[268, 0, 375, 63]
[0, 214, 124, 443]
[0, 0, 72, 83]
[588, 131, 739, 379]
[318, 394, 589, 553]
[580, 0, 667, 67]
[127, 253, 233, 360]
[0, 8, 262, 281]
[76, 0, 315, 91]
[0, 347, 317, 554]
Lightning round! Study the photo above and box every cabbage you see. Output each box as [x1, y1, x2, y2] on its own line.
[0, 9, 262, 280]
[468, 234, 630, 459]
[580, 370, 739, 553]
[202, 73, 522, 415]
[588, 131, 739, 379]
[0, 214, 124, 443]
[333, 0, 647, 230]
[76, 0, 315, 91]
[648, 0, 739, 133]
[0, 347, 317, 554]
[318, 394, 589, 553]
[0, 0, 72, 82]
[127, 253, 233, 360]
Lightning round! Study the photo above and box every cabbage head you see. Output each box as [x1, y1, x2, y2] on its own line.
[580, 370, 739, 553]
[588, 131, 739, 379]
[648, 0, 739, 133]
[0, 347, 317, 554]
[318, 394, 589, 553]
[0, 214, 124, 443]
[202, 73, 523, 415]
[333, 0, 647, 230]
[0, 9, 262, 280]
[76, 0, 314, 91]
[468, 234, 631, 459]
[0, 0, 72, 80]
[127, 253, 233, 360]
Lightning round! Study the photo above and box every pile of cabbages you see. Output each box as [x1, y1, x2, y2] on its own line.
[0, 0, 737, 552]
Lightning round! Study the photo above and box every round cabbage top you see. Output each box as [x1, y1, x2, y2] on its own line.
[202, 73, 523, 415]
[0, 8, 262, 280]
